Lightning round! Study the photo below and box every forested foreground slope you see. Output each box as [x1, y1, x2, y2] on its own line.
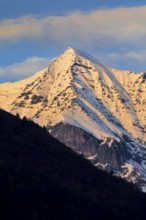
[0, 109, 146, 220]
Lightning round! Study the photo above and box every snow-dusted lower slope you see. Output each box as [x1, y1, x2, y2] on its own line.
[0, 47, 146, 190]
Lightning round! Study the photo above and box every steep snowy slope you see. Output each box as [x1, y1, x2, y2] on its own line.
[0, 47, 146, 190]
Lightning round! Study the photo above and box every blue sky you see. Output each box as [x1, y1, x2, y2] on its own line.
[0, 0, 146, 82]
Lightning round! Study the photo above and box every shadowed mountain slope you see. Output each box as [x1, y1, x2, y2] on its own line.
[0, 109, 146, 220]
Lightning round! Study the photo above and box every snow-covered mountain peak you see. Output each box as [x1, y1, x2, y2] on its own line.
[0, 48, 146, 191]
[0, 47, 145, 143]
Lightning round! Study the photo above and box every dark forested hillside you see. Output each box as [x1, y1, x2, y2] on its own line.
[0, 109, 146, 220]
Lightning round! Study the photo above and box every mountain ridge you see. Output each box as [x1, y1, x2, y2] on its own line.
[0, 47, 146, 190]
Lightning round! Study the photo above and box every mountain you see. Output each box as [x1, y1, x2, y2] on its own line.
[0, 47, 146, 190]
[1, 108, 146, 220]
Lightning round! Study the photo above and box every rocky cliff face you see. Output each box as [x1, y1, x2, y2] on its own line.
[49, 122, 146, 189]
[0, 47, 146, 191]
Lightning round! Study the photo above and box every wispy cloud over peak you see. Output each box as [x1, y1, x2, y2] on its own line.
[0, 6, 146, 47]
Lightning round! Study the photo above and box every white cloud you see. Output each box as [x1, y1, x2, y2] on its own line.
[0, 6, 146, 47]
[0, 57, 52, 81]
[108, 50, 146, 61]
[1, 6, 146, 76]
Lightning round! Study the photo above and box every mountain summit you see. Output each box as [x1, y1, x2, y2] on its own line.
[0, 47, 146, 190]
